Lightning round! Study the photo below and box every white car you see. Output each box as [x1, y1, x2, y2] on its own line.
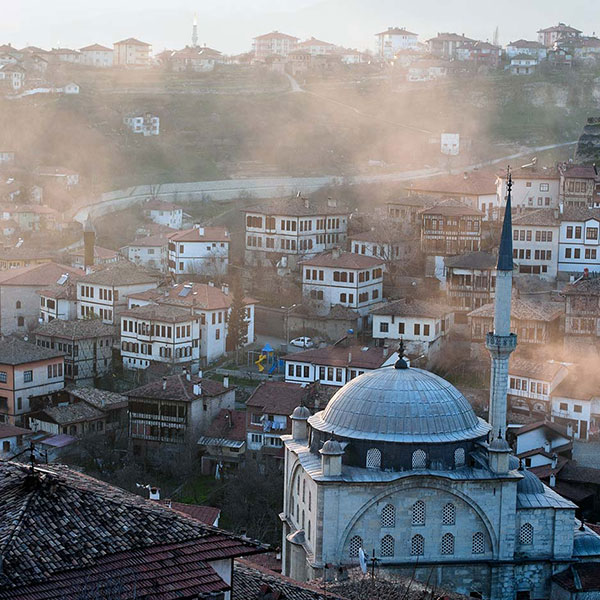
[290, 337, 314, 348]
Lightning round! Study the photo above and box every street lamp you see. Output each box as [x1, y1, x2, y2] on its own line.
[281, 303, 297, 346]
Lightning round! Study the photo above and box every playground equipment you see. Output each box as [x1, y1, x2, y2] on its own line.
[255, 354, 267, 372]
[268, 359, 285, 375]
[254, 343, 275, 373]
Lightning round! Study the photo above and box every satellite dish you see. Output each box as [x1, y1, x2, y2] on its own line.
[358, 547, 367, 574]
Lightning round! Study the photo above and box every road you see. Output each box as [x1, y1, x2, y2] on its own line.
[71, 140, 576, 223]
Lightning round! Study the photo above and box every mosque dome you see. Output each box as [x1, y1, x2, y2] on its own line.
[516, 469, 545, 495]
[308, 366, 491, 444]
[291, 406, 311, 420]
[573, 528, 600, 557]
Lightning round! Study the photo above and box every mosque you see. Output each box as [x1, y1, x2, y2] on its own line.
[280, 175, 600, 599]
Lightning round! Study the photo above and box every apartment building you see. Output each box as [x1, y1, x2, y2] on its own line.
[121, 232, 169, 272]
[444, 251, 496, 318]
[496, 166, 560, 213]
[168, 226, 229, 278]
[469, 298, 564, 345]
[252, 31, 299, 59]
[143, 201, 183, 229]
[283, 343, 398, 388]
[375, 27, 419, 59]
[508, 358, 569, 417]
[537, 23, 582, 47]
[301, 249, 384, 319]
[426, 33, 475, 59]
[243, 196, 349, 270]
[127, 373, 234, 456]
[120, 304, 200, 370]
[79, 44, 113, 67]
[296, 37, 338, 56]
[386, 195, 435, 227]
[512, 209, 560, 279]
[558, 207, 600, 275]
[77, 262, 160, 325]
[505, 40, 547, 60]
[0, 338, 64, 425]
[370, 298, 453, 358]
[562, 273, 600, 352]
[35, 319, 115, 384]
[559, 164, 600, 208]
[113, 38, 151, 66]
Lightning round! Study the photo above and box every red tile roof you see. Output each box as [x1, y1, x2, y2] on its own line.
[515, 420, 570, 438]
[552, 371, 600, 401]
[301, 250, 384, 269]
[246, 381, 308, 416]
[169, 226, 229, 243]
[283, 344, 395, 369]
[168, 502, 221, 526]
[159, 282, 254, 311]
[0, 263, 83, 287]
[205, 408, 247, 441]
[126, 374, 230, 402]
[253, 31, 299, 41]
[553, 563, 600, 593]
[114, 37, 151, 46]
[0, 423, 31, 438]
[79, 44, 112, 52]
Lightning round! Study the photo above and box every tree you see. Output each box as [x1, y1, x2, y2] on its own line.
[226, 271, 248, 359]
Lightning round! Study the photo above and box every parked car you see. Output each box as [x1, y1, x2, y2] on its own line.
[290, 337, 314, 348]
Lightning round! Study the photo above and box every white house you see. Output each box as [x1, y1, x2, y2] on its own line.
[124, 113, 160, 136]
[121, 232, 170, 272]
[0, 64, 25, 92]
[167, 226, 229, 278]
[508, 358, 570, 417]
[514, 421, 572, 469]
[510, 55, 538, 75]
[512, 209, 560, 279]
[506, 40, 547, 60]
[376, 27, 419, 59]
[496, 166, 560, 214]
[301, 249, 384, 320]
[113, 38, 151, 66]
[296, 37, 338, 56]
[121, 304, 201, 371]
[243, 196, 349, 270]
[283, 343, 398, 388]
[38, 272, 80, 322]
[143, 201, 183, 229]
[77, 262, 160, 325]
[370, 298, 453, 359]
[252, 31, 299, 59]
[79, 44, 113, 67]
[557, 206, 600, 275]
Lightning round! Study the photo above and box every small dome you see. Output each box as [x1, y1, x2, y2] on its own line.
[291, 406, 310, 420]
[489, 437, 511, 452]
[308, 366, 490, 443]
[517, 469, 544, 495]
[573, 528, 600, 557]
[320, 439, 345, 456]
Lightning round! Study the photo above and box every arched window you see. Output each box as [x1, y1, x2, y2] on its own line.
[381, 504, 395, 528]
[472, 532, 485, 554]
[454, 447, 466, 467]
[412, 449, 426, 469]
[15, 300, 21, 309]
[412, 500, 425, 526]
[442, 503, 455, 525]
[349, 535, 363, 558]
[297, 475, 300, 494]
[366, 448, 381, 469]
[411, 534, 424, 556]
[381, 534, 395, 557]
[441, 532, 454, 555]
[519, 523, 533, 545]
[302, 510, 305, 530]
[302, 479, 306, 502]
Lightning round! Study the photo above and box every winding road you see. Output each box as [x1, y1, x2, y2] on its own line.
[72, 141, 576, 223]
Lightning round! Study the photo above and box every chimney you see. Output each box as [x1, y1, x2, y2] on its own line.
[463, 171, 468, 179]
[551, 453, 558, 469]
[208, 281, 215, 287]
[223, 376, 229, 388]
[304, 197, 310, 209]
[149, 487, 160, 500]
[549, 473, 556, 488]
[347, 351, 352, 364]
[553, 207, 559, 219]
[193, 382, 202, 396]
[193, 224, 205, 235]
[567, 423, 573, 438]
[331, 247, 341, 260]
[221, 284, 229, 295]
[83, 215, 95, 273]
[162, 377, 167, 390]
[543, 440, 551, 453]
[327, 197, 337, 208]
[185, 368, 191, 381]
[198, 369, 203, 378]
[383, 347, 389, 358]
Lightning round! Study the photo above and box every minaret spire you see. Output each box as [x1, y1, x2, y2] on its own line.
[192, 14, 199, 48]
[486, 168, 517, 439]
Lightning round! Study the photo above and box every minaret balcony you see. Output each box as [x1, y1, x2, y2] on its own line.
[485, 332, 517, 355]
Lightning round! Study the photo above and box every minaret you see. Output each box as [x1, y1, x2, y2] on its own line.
[485, 169, 517, 439]
[83, 215, 96, 273]
[192, 14, 198, 48]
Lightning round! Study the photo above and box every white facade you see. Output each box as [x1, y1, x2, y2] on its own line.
[124, 114, 159, 136]
[113, 39, 151, 66]
[122, 240, 168, 272]
[145, 206, 183, 229]
[506, 43, 547, 60]
[510, 56, 538, 75]
[558, 215, 600, 274]
[168, 227, 229, 277]
[496, 174, 560, 213]
[40, 294, 77, 322]
[302, 255, 384, 317]
[508, 364, 569, 415]
[512, 222, 560, 280]
[551, 393, 599, 441]
[376, 28, 419, 59]
[80, 45, 113, 67]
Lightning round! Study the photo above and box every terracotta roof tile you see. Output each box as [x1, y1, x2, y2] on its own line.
[301, 250, 384, 269]
[283, 344, 395, 369]
[0, 337, 64, 365]
[508, 358, 566, 381]
[126, 373, 229, 402]
[246, 381, 308, 415]
[0, 263, 82, 287]
[244, 196, 348, 217]
[370, 297, 450, 318]
[169, 226, 229, 243]
[468, 298, 564, 322]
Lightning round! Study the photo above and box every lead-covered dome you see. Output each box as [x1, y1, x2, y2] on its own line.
[308, 366, 491, 443]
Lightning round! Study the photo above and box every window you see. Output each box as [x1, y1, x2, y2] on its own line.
[17, 317, 24, 327]
[0, 371, 6, 383]
[412, 449, 426, 469]
[381, 535, 395, 557]
[454, 447, 465, 467]
[441, 533, 454, 555]
[349, 535, 363, 558]
[587, 227, 599, 240]
[574, 405, 582, 413]
[540, 183, 549, 192]
[519, 523, 533, 545]
[414, 323, 420, 336]
[381, 504, 395, 528]
[379, 322, 389, 333]
[398, 322, 405, 335]
[442, 503, 455, 526]
[411, 534, 424, 556]
[23, 370, 33, 383]
[412, 501, 425, 526]
[472, 532, 485, 554]
[15, 301, 21, 309]
[366, 448, 381, 469]
[423, 324, 430, 337]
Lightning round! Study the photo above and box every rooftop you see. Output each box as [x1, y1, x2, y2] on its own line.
[68, 387, 128, 410]
[513, 208, 560, 227]
[468, 298, 564, 322]
[407, 171, 496, 197]
[202, 408, 247, 443]
[515, 419, 570, 438]
[552, 370, 600, 401]
[169, 226, 230, 243]
[301, 250, 384, 269]
[283, 344, 396, 370]
[376, 27, 418, 37]
[370, 297, 449, 319]
[0, 337, 64, 365]
[421, 202, 484, 217]
[246, 381, 309, 416]
[114, 37, 151, 46]
[508, 358, 566, 381]
[0, 461, 265, 598]
[253, 31, 299, 41]
[35, 318, 115, 340]
[78, 261, 159, 286]
[562, 274, 600, 296]
[0, 263, 82, 287]
[121, 303, 196, 323]
[127, 373, 229, 402]
[158, 282, 251, 311]
[244, 196, 348, 217]
[445, 251, 496, 270]
[32, 402, 105, 425]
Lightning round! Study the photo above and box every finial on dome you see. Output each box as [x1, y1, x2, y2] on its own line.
[395, 338, 408, 369]
[580, 520, 586, 531]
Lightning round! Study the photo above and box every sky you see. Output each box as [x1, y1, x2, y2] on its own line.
[2, 0, 599, 54]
